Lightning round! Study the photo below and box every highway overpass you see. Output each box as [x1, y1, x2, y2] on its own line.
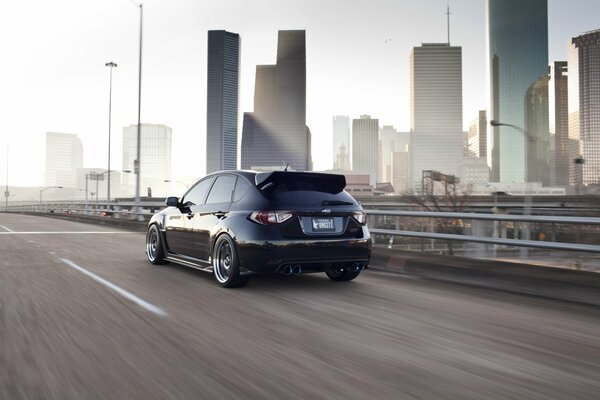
[1, 213, 599, 399]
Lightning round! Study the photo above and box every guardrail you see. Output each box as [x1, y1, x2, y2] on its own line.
[367, 210, 600, 254]
[5, 201, 600, 256]
[4, 200, 165, 220]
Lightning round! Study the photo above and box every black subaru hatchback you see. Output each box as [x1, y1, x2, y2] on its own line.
[146, 170, 371, 288]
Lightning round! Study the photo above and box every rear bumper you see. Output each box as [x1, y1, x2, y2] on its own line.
[236, 237, 372, 274]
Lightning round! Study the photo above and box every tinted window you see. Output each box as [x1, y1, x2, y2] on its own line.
[184, 177, 214, 206]
[206, 175, 236, 204]
[270, 190, 355, 206]
[260, 172, 352, 206]
[258, 172, 345, 194]
[233, 177, 251, 202]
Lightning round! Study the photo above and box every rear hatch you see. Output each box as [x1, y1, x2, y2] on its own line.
[254, 171, 366, 239]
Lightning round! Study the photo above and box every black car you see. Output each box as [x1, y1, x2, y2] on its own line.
[146, 170, 371, 288]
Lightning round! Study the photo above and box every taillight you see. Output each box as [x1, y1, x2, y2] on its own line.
[352, 211, 367, 225]
[249, 211, 294, 225]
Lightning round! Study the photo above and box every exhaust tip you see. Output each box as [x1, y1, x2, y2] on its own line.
[351, 262, 364, 272]
[280, 264, 293, 276]
[292, 265, 302, 275]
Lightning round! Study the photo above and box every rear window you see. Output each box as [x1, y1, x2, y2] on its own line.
[259, 173, 355, 206]
[257, 172, 346, 194]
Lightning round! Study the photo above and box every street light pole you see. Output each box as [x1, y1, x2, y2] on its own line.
[105, 61, 117, 202]
[134, 2, 143, 220]
[490, 120, 532, 259]
[4, 146, 8, 212]
[40, 186, 63, 204]
[164, 179, 190, 190]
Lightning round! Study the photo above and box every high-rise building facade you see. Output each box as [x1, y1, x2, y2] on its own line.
[332, 115, 351, 170]
[45, 132, 83, 188]
[410, 43, 464, 190]
[487, 0, 549, 184]
[241, 30, 311, 171]
[122, 124, 172, 196]
[549, 61, 569, 186]
[391, 151, 410, 194]
[352, 115, 379, 185]
[569, 30, 600, 185]
[467, 111, 488, 159]
[379, 126, 409, 183]
[206, 30, 240, 174]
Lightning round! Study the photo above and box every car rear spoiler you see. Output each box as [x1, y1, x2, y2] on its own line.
[255, 171, 347, 193]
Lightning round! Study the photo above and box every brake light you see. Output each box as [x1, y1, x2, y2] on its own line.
[249, 211, 294, 225]
[352, 211, 367, 225]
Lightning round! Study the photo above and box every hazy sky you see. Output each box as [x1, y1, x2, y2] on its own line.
[1, 0, 599, 187]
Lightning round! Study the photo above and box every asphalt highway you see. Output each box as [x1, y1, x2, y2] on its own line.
[1, 214, 599, 400]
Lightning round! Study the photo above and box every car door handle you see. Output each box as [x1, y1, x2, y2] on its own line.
[215, 211, 226, 219]
[186, 212, 194, 220]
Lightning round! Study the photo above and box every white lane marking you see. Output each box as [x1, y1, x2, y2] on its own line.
[0, 231, 138, 235]
[0, 224, 14, 232]
[60, 258, 167, 317]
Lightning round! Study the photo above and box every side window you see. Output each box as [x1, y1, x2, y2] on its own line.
[233, 177, 251, 202]
[205, 175, 236, 204]
[184, 177, 214, 206]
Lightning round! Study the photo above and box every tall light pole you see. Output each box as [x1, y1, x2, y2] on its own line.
[164, 179, 189, 190]
[105, 61, 117, 202]
[4, 146, 8, 212]
[134, 1, 143, 220]
[490, 120, 533, 259]
[40, 186, 63, 204]
[96, 170, 132, 202]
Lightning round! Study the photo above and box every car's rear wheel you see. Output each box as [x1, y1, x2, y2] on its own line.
[213, 234, 250, 288]
[146, 225, 167, 265]
[325, 267, 361, 282]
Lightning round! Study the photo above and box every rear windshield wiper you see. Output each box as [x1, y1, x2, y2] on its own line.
[321, 200, 354, 206]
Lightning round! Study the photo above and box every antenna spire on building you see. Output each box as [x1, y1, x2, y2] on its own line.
[446, 0, 451, 45]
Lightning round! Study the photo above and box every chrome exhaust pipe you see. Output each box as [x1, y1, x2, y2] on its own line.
[280, 265, 293, 276]
[351, 262, 364, 272]
[292, 265, 302, 275]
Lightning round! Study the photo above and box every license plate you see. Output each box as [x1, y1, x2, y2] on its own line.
[312, 218, 335, 232]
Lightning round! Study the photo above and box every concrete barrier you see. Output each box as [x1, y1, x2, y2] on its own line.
[371, 247, 600, 307]
[17, 212, 148, 232]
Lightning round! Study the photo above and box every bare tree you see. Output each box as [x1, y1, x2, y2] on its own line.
[404, 172, 472, 255]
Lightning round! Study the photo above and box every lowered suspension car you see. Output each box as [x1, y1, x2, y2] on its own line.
[146, 170, 371, 288]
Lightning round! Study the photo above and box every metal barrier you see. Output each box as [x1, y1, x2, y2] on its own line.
[366, 210, 600, 254]
[5, 202, 600, 255]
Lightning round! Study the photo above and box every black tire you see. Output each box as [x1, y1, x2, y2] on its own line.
[146, 225, 167, 265]
[213, 235, 250, 288]
[325, 267, 361, 282]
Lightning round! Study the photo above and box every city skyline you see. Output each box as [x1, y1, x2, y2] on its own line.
[1, 0, 600, 187]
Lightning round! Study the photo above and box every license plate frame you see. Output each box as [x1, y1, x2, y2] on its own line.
[312, 217, 335, 232]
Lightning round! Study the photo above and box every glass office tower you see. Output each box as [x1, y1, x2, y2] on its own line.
[206, 30, 240, 174]
[487, 0, 549, 184]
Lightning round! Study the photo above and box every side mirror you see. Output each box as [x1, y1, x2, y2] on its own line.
[165, 196, 179, 207]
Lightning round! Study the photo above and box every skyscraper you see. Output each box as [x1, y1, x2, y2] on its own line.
[241, 30, 311, 171]
[45, 132, 83, 188]
[122, 124, 172, 196]
[549, 61, 569, 186]
[379, 126, 409, 183]
[467, 111, 488, 159]
[487, 0, 549, 184]
[352, 115, 379, 184]
[410, 43, 464, 190]
[569, 30, 600, 185]
[332, 115, 351, 170]
[206, 30, 240, 174]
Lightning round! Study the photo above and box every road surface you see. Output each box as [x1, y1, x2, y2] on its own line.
[1, 213, 599, 399]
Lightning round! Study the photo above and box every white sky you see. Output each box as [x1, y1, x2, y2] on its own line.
[1, 0, 599, 187]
